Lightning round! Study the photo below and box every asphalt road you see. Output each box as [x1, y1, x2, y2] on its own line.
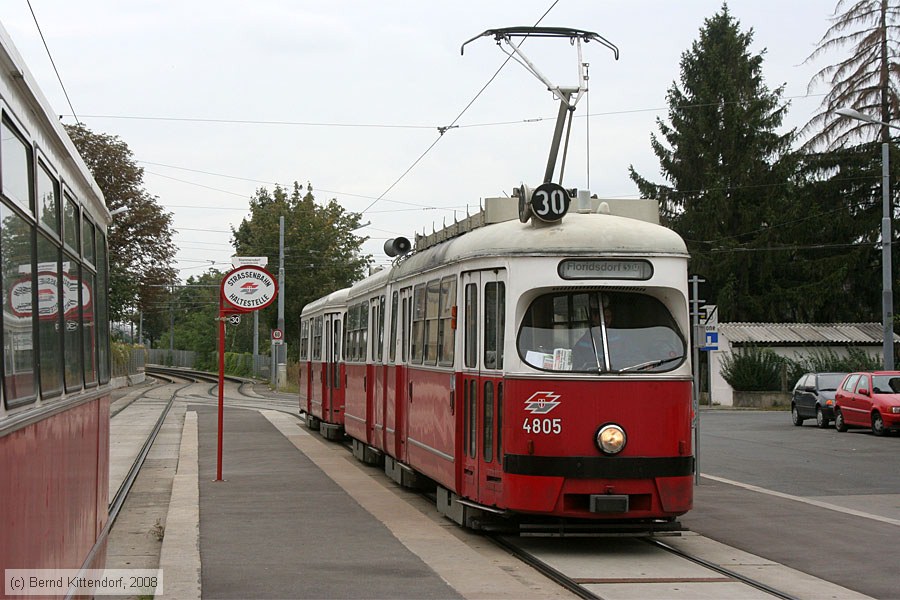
[682, 409, 900, 599]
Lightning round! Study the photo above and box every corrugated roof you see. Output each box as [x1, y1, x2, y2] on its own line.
[719, 323, 900, 345]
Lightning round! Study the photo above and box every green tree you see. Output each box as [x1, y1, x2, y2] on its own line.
[171, 270, 221, 366]
[64, 124, 178, 328]
[629, 4, 795, 321]
[231, 182, 370, 355]
[802, 0, 900, 149]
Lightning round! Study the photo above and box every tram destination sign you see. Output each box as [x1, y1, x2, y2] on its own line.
[558, 259, 653, 281]
[221, 266, 278, 312]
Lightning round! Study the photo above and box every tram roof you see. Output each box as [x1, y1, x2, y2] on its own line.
[0, 23, 108, 223]
[393, 210, 688, 278]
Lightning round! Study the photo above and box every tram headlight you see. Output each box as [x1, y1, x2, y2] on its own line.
[595, 424, 626, 455]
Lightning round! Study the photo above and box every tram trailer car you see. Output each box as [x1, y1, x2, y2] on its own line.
[0, 23, 113, 592]
[299, 287, 351, 439]
[299, 196, 693, 527]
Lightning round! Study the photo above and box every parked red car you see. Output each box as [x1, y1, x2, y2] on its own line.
[834, 371, 900, 436]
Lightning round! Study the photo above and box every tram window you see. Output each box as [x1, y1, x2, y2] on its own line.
[411, 284, 425, 364]
[360, 303, 369, 362]
[468, 379, 476, 459]
[82, 218, 96, 265]
[424, 279, 440, 365]
[484, 282, 505, 370]
[389, 291, 398, 362]
[1, 203, 36, 405]
[483, 382, 494, 463]
[63, 255, 83, 392]
[1, 116, 32, 213]
[438, 277, 456, 366]
[63, 194, 79, 253]
[464, 284, 477, 369]
[496, 383, 503, 463]
[37, 233, 63, 398]
[299, 320, 310, 360]
[96, 230, 110, 384]
[37, 161, 60, 236]
[312, 316, 323, 360]
[377, 295, 385, 363]
[82, 271, 97, 386]
[518, 291, 686, 373]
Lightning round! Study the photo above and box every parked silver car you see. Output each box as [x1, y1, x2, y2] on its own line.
[791, 372, 848, 428]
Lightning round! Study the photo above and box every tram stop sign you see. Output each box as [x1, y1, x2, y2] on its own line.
[220, 266, 278, 313]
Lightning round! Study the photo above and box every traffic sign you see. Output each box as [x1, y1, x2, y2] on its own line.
[228, 314, 241, 325]
[231, 256, 269, 268]
[272, 328, 284, 345]
[701, 304, 718, 351]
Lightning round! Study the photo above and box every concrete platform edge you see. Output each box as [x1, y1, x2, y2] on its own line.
[155, 410, 201, 599]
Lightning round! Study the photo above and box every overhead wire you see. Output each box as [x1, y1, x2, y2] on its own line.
[26, 0, 79, 123]
[359, 0, 561, 215]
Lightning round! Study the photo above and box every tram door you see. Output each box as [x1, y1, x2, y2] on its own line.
[460, 269, 506, 506]
[394, 287, 413, 461]
[323, 312, 343, 422]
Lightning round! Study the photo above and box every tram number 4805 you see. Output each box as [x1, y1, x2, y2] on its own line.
[522, 417, 562, 434]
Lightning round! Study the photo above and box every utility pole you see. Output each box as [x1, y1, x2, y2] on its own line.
[689, 275, 705, 485]
[277, 216, 286, 388]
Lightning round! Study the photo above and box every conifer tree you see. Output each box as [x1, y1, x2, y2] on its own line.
[629, 4, 794, 321]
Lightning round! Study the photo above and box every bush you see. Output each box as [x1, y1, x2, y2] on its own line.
[721, 347, 787, 391]
[786, 347, 883, 384]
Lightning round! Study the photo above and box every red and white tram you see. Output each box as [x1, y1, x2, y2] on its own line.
[299, 193, 694, 527]
[0, 22, 112, 590]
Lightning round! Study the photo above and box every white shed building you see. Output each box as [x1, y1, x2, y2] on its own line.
[708, 323, 900, 406]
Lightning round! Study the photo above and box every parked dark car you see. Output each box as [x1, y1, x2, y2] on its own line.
[791, 372, 847, 428]
[834, 371, 900, 436]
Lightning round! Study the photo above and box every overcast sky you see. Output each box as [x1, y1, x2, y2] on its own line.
[2, 0, 839, 280]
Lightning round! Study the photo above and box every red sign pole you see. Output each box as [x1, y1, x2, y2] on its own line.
[216, 295, 226, 481]
[216, 264, 278, 482]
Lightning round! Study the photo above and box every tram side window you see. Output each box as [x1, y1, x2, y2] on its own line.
[389, 291, 398, 362]
[1, 203, 36, 405]
[377, 295, 385, 363]
[411, 284, 425, 364]
[82, 218, 96, 266]
[37, 161, 60, 236]
[63, 256, 83, 392]
[424, 279, 440, 365]
[96, 230, 110, 384]
[483, 382, 494, 463]
[63, 194, 78, 253]
[1, 116, 32, 213]
[82, 270, 97, 386]
[464, 283, 477, 369]
[484, 281, 505, 370]
[312, 316, 323, 360]
[438, 276, 456, 366]
[299, 320, 309, 360]
[37, 233, 63, 398]
[496, 382, 503, 463]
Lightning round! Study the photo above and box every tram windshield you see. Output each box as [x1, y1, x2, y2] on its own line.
[518, 291, 686, 373]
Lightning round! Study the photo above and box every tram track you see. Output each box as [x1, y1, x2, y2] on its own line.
[126, 368, 800, 599]
[487, 532, 801, 600]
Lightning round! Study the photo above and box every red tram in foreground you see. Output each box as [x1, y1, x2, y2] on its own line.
[299, 193, 694, 528]
[0, 22, 112, 592]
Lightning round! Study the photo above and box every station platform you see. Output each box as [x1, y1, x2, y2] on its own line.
[107, 382, 571, 599]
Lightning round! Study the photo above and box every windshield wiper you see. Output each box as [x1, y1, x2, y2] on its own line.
[616, 356, 684, 374]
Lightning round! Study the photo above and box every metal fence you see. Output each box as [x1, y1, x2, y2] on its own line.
[145, 348, 197, 368]
[144, 348, 271, 379]
[111, 346, 145, 378]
